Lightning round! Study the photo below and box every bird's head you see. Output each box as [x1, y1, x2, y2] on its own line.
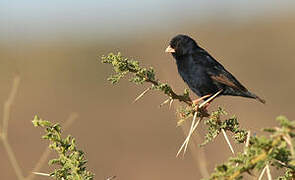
[165, 34, 199, 57]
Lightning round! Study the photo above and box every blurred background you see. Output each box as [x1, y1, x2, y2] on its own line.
[1, 0, 295, 179]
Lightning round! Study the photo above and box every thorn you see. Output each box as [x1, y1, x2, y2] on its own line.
[176, 112, 200, 157]
[183, 112, 198, 155]
[245, 130, 251, 148]
[192, 94, 211, 105]
[159, 98, 171, 107]
[199, 90, 223, 108]
[258, 165, 267, 180]
[275, 160, 287, 166]
[221, 129, 235, 154]
[283, 134, 295, 157]
[169, 99, 174, 109]
[244, 130, 251, 154]
[32, 172, 51, 176]
[106, 175, 117, 180]
[266, 164, 272, 180]
[133, 87, 150, 103]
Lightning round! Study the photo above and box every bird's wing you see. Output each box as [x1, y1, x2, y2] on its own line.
[196, 50, 248, 92]
[210, 70, 247, 92]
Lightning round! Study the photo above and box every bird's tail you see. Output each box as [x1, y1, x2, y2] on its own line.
[255, 95, 266, 104]
[248, 91, 266, 104]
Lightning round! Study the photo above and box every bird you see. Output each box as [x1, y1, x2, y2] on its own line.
[165, 34, 265, 107]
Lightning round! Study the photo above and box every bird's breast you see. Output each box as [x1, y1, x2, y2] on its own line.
[176, 58, 202, 87]
[175, 56, 219, 97]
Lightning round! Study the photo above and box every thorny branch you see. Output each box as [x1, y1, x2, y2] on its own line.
[102, 53, 295, 179]
[209, 116, 295, 180]
[32, 116, 94, 180]
[27, 113, 78, 180]
[101, 52, 248, 136]
[102, 52, 192, 106]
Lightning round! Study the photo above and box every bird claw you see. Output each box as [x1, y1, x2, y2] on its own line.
[192, 94, 211, 105]
[191, 95, 212, 117]
[192, 94, 211, 110]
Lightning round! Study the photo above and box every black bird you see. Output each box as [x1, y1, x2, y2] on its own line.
[165, 34, 265, 105]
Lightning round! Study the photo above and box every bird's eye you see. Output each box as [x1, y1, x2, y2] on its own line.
[174, 41, 181, 50]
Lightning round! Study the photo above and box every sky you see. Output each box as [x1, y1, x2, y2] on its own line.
[0, 0, 294, 42]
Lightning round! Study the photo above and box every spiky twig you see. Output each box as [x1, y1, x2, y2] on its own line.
[102, 52, 295, 179]
[222, 129, 235, 154]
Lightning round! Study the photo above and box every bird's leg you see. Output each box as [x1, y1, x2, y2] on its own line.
[192, 95, 211, 105]
[192, 94, 211, 111]
[192, 90, 223, 114]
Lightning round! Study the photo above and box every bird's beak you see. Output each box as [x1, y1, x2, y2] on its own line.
[165, 45, 175, 53]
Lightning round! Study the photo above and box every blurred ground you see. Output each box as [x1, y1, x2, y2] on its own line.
[1, 15, 295, 179]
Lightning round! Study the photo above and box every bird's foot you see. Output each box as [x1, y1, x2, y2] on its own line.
[193, 94, 211, 114]
[192, 95, 211, 106]
[192, 94, 211, 113]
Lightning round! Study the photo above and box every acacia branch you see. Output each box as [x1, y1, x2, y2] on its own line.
[102, 52, 295, 179]
[27, 113, 78, 180]
[102, 53, 192, 106]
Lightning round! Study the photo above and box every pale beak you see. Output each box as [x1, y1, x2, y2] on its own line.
[165, 45, 175, 53]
